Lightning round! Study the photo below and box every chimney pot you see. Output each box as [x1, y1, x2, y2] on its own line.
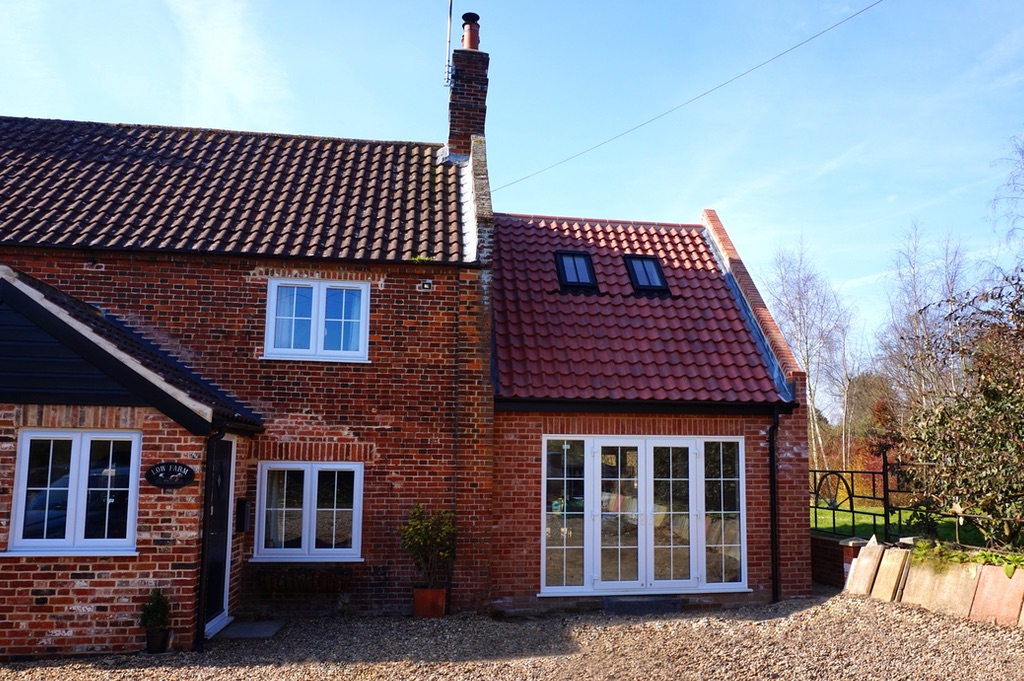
[461, 12, 480, 50]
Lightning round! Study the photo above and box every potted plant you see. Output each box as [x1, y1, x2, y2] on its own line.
[399, 503, 456, 617]
[139, 588, 172, 654]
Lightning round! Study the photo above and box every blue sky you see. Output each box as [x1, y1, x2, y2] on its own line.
[3, 1, 1023, 338]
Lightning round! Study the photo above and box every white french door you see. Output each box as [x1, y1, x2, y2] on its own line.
[542, 436, 745, 596]
[596, 439, 698, 590]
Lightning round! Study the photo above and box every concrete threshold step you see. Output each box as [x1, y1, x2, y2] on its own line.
[603, 596, 681, 616]
[215, 620, 284, 639]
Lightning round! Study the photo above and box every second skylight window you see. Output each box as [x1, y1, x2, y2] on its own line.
[625, 255, 669, 294]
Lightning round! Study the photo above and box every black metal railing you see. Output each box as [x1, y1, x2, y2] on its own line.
[811, 454, 1023, 547]
[809, 466, 889, 540]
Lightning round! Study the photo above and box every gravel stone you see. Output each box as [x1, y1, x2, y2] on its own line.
[4, 589, 1024, 680]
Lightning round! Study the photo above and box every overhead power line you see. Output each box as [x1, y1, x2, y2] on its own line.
[492, 0, 889, 193]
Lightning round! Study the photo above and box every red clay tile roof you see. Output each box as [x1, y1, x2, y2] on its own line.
[0, 116, 464, 262]
[493, 213, 790, 405]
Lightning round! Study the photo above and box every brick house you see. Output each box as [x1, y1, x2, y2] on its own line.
[0, 14, 807, 659]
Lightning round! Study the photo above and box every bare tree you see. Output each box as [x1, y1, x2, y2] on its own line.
[876, 224, 971, 420]
[825, 320, 868, 470]
[764, 238, 851, 471]
[992, 133, 1024, 241]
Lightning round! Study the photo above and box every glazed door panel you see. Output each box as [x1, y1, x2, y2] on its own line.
[594, 439, 698, 590]
[597, 444, 642, 587]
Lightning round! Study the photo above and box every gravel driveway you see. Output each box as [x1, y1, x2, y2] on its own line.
[4, 588, 1024, 680]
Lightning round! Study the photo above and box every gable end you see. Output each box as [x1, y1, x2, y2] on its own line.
[0, 294, 144, 407]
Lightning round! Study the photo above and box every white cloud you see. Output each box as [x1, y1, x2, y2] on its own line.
[812, 143, 866, 179]
[923, 25, 1024, 110]
[979, 26, 1024, 77]
[165, 0, 292, 131]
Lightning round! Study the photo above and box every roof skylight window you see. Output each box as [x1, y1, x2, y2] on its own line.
[555, 251, 598, 292]
[625, 255, 669, 294]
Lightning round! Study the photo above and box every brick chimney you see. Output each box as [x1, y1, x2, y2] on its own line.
[447, 12, 489, 157]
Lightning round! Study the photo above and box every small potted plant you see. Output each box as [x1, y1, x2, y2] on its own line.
[139, 588, 172, 654]
[399, 503, 456, 617]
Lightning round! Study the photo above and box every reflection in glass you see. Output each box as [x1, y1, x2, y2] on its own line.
[264, 469, 305, 549]
[22, 439, 73, 540]
[325, 288, 362, 352]
[544, 439, 585, 587]
[652, 446, 691, 583]
[274, 285, 313, 349]
[82, 439, 133, 539]
[704, 441, 742, 584]
[315, 470, 355, 549]
[600, 445, 640, 583]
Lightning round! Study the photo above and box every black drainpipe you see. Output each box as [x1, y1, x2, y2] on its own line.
[768, 408, 781, 603]
[194, 424, 227, 653]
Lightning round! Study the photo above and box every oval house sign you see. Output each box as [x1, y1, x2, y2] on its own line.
[145, 462, 196, 489]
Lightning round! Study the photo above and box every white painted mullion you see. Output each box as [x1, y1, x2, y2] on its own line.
[586, 438, 598, 590]
[638, 439, 652, 588]
[302, 463, 315, 554]
[68, 434, 86, 546]
[693, 443, 706, 587]
[358, 283, 371, 356]
[351, 465, 364, 554]
[738, 442, 748, 585]
[313, 283, 326, 356]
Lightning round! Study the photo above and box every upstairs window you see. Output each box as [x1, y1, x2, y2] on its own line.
[625, 255, 670, 294]
[264, 279, 370, 362]
[555, 251, 598, 292]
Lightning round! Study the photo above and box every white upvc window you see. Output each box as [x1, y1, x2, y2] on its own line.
[10, 430, 142, 554]
[541, 436, 746, 596]
[263, 279, 370, 362]
[253, 462, 364, 562]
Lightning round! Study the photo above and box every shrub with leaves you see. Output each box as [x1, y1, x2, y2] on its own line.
[139, 588, 171, 630]
[894, 270, 1024, 548]
[398, 503, 456, 588]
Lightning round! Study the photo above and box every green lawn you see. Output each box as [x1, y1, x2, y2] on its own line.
[810, 505, 986, 545]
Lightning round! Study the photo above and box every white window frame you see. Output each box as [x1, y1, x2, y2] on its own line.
[10, 429, 142, 555]
[253, 461, 364, 562]
[540, 435, 747, 597]
[262, 278, 371, 362]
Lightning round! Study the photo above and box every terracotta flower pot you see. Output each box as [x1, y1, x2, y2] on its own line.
[412, 587, 447, 617]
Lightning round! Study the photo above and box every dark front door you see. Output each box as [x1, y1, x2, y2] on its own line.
[204, 439, 233, 628]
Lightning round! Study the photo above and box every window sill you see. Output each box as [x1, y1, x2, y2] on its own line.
[259, 355, 372, 364]
[538, 584, 751, 597]
[249, 556, 365, 563]
[3, 549, 140, 558]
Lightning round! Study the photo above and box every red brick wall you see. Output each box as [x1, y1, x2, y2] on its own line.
[491, 409, 810, 612]
[0, 404, 206, 659]
[776, 372, 812, 597]
[0, 248, 494, 642]
[810, 535, 844, 587]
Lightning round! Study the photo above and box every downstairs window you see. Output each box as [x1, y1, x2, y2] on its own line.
[11, 430, 141, 554]
[254, 462, 364, 562]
